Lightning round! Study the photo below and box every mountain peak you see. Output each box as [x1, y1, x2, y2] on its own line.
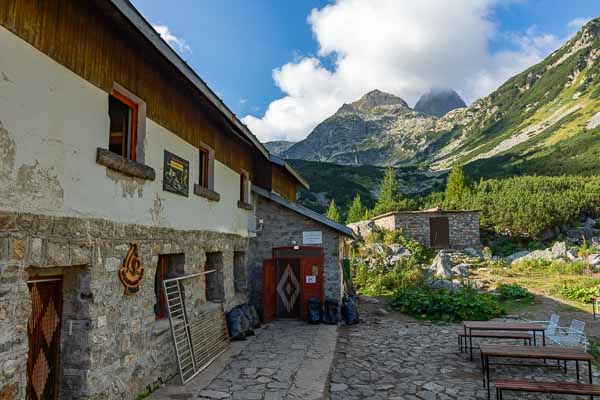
[414, 89, 466, 117]
[351, 89, 409, 112]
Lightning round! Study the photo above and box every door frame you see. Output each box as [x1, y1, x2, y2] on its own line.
[271, 246, 324, 320]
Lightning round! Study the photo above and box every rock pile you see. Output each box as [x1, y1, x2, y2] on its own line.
[506, 238, 600, 269]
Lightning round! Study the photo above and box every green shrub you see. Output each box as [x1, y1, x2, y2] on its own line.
[389, 285, 504, 322]
[353, 258, 424, 297]
[497, 283, 534, 300]
[551, 278, 600, 303]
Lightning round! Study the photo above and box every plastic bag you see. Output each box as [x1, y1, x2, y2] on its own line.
[307, 297, 322, 324]
[226, 308, 246, 340]
[322, 299, 339, 324]
[341, 296, 359, 325]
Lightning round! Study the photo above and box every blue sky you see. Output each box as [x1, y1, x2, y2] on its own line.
[131, 0, 599, 142]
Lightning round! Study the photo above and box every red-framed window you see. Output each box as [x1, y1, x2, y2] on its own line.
[199, 147, 210, 189]
[240, 172, 248, 203]
[108, 90, 138, 161]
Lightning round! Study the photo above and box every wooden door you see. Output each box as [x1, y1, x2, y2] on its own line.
[262, 259, 276, 323]
[26, 277, 63, 400]
[275, 258, 301, 319]
[300, 255, 324, 320]
[430, 217, 450, 249]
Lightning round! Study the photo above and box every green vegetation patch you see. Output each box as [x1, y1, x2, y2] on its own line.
[389, 285, 504, 322]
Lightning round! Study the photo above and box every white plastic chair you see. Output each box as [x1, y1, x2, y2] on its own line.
[548, 319, 588, 352]
[529, 313, 560, 337]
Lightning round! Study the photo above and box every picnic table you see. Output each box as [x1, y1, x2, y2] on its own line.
[463, 321, 546, 361]
[480, 344, 593, 399]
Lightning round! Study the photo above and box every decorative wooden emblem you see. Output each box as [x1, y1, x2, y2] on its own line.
[118, 242, 144, 295]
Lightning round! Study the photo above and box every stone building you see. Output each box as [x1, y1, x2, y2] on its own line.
[248, 166, 354, 321]
[0, 1, 311, 399]
[370, 208, 481, 249]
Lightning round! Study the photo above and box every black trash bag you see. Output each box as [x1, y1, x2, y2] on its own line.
[248, 305, 262, 328]
[241, 304, 260, 329]
[307, 297, 322, 324]
[322, 299, 340, 325]
[226, 308, 246, 340]
[341, 296, 359, 325]
[236, 305, 254, 336]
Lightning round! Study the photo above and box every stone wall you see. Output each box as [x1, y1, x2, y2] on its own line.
[248, 195, 344, 317]
[372, 212, 481, 249]
[0, 211, 248, 400]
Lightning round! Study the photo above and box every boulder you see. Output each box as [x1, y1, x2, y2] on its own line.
[586, 254, 600, 268]
[348, 220, 375, 239]
[451, 263, 470, 277]
[511, 249, 554, 265]
[463, 247, 483, 259]
[592, 237, 600, 250]
[504, 250, 530, 264]
[566, 248, 580, 261]
[431, 251, 452, 278]
[551, 241, 567, 258]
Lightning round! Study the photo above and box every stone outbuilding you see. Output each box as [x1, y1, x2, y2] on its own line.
[369, 208, 481, 249]
[248, 181, 354, 322]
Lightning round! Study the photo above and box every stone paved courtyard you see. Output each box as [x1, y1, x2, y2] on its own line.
[151, 321, 337, 400]
[152, 299, 599, 400]
[329, 311, 598, 399]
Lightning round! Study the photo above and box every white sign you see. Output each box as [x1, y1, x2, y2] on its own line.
[306, 275, 317, 284]
[302, 231, 322, 245]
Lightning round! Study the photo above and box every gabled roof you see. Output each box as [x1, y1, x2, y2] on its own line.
[252, 186, 353, 237]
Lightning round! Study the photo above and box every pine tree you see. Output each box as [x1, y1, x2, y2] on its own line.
[346, 194, 364, 224]
[445, 162, 468, 208]
[326, 199, 341, 223]
[373, 166, 397, 214]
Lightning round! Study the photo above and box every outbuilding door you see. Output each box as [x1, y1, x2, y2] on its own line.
[268, 247, 324, 320]
[430, 217, 450, 248]
[275, 258, 301, 319]
[26, 277, 63, 400]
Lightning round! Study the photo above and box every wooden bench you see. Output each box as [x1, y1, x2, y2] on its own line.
[495, 379, 600, 399]
[457, 330, 532, 353]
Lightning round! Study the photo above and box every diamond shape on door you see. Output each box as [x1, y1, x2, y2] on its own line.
[276, 264, 300, 313]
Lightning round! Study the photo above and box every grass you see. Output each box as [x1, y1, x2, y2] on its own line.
[478, 260, 596, 313]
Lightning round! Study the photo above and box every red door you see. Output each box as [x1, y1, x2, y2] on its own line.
[27, 277, 63, 400]
[275, 258, 301, 319]
[262, 260, 276, 323]
[300, 255, 324, 320]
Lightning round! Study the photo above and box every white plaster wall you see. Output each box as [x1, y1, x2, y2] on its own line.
[0, 27, 252, 236]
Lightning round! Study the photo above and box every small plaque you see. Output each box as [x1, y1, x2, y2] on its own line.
[163, 150, 189, 197]
[302, 231, 322, 245]
[306, 275, 316, 284]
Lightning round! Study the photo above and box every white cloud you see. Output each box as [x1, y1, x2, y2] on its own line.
[568, 17, 591, 30]
[153, 24, 191, 54]
[242, 0, 565, 143]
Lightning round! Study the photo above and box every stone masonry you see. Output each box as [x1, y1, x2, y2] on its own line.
[372, 211, 481, 249]
[248, 195, 346, 318]
[0, 211, 249, 400]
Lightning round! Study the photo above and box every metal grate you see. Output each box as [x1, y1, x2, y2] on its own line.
[163, 271, 230, 384]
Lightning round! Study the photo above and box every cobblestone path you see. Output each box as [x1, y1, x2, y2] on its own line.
[329, 314, 596, 399]
[196, 321, 337, 400]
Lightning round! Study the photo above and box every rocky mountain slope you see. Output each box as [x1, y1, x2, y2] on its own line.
[282, 18, 600, 211]
[281, 89, 463, 165]
[414, 89, 467, 117]
[264, 140, 295, 155]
